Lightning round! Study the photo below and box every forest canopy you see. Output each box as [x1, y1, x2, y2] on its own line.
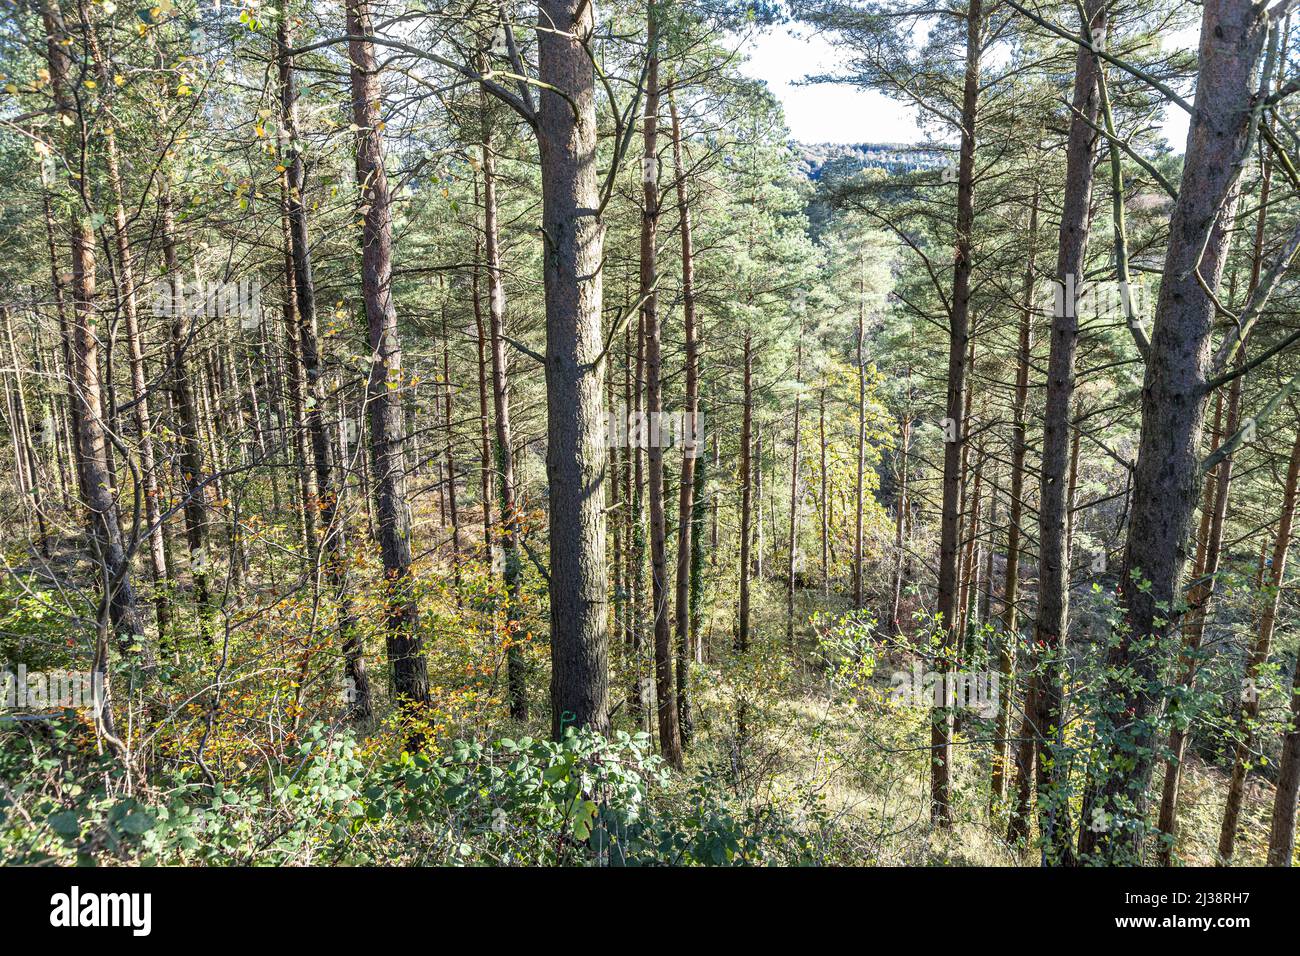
[0, 0, 1298, 871]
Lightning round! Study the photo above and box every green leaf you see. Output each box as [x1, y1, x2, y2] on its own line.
[47, 810, 79, 837]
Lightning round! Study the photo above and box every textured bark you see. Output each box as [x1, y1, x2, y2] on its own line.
[639, 19, 682, 767]
[670, 92, 698, 745]
[1219, 422, 1300, 859]
[471, 195, 495, 563]
[281, 9, 375, 718]
[538, 0, 610, 737]
[480, 117, 528, 721]
[72, 225, 155, 727]
[1156, 388, 1222, 858]
[931, 0, 981, 829]
[1027, 0, 1105, 864]
[786, 326, 804, 644]
[1160, 145, 1273, 861]
[888, 413, 910, 631]
[277, 169, 318, 556]
[853, 276, 866, 609]
[993, 195, 1036, 811]
[738, 333, 753, 653]
[1269, 660, 1300, 864]
[80, 1, 170, 636]
[1080, 0, 1268, 862]
[349, 0, 427, 716]
[157, 184, 212, 623]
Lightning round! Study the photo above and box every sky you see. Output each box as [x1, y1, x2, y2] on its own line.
[736, 27, 1194, 151]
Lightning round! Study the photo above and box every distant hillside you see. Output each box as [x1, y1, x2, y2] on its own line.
[796, 142, 951, 179]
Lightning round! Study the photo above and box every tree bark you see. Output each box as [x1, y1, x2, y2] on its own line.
[670, 91, 699, 745]
[1028, 0, 1105, 863]
[481, 109, 528, 721]
[281, 8, 375, 718]
[993, 193, 1036, 811]
[538, 0, 610, 737]
[931, 0, 981, 829]
[1219, 421, 1300, 859]
[1080, 0, 1268, 862]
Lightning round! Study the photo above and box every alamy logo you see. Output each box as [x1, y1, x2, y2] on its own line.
[889, 663, 999, 718]
[1, 665, 103, 713]
[602, 405, 703, 459]
[50, 886, 152, 936]
[152, 276, 262, 328]
[1049, 274, 1149, 321]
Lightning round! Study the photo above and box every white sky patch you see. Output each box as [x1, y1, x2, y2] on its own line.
[739, 24, 1200, 152]
[735, 28, 923, 143]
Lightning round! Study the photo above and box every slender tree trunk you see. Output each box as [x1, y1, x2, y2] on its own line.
[820, 378, 830, 598]
[853, 277, 866, 609]
[481, 110, 527, 721]
[281, 8, 374, 718]
[1028, 0, 1105, 864]
[443, 333, 463, 569]
[888, 413, 911, 633]
[158, 184, 213, 624]
[471, 206, 495, 564]
[786, 325, 804, 644]
[3, 307, 50, 556]
[994, 193, 1036, 811]
[347, 0, 424, 716]
[639, 17, 682, 767]
[1269, 654, 1300, 864]
[1219, 422, 1300, 859]
[277, 170, 317, 557]
[738, 332, 753, 652]
[670, 91, 698, 746]
[81, 2, 170, 636]
[72, 224, 155, 729]
[931, 0, 981, 829]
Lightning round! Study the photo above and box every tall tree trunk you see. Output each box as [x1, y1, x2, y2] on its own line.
[80, 1, 170, 636]
[481, 109, 528, 721]
[931, 0, 981, 829]
[281, 8, 374, 719]
[1028, 0, 1105, 864]
[738, 332, 753, 652]
[347, 0, 423, 716]
[1270, 652, 1300, 864]
[471, 199, 495, 564]
[853, 275, 867, 609]
[640, 15, 682, 767]
[786, 325, 804, 644]
[277, 169, 318, 557]
[993, 193, 1036, 811]
[158, 183, 212, 623]
[3, 307, 50, 556]
[71, 223, 155, 736]
[538, 0, 610, 737]
[671, 91, 699, 745]
[888, 412, 911, 633]
[1159, 144, 1273, 863]
[441, 313, 463, 580]
[1219, 421, 1300, 859]
[820, 378, 830, 598]
[1080, 0, 1268, 862]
